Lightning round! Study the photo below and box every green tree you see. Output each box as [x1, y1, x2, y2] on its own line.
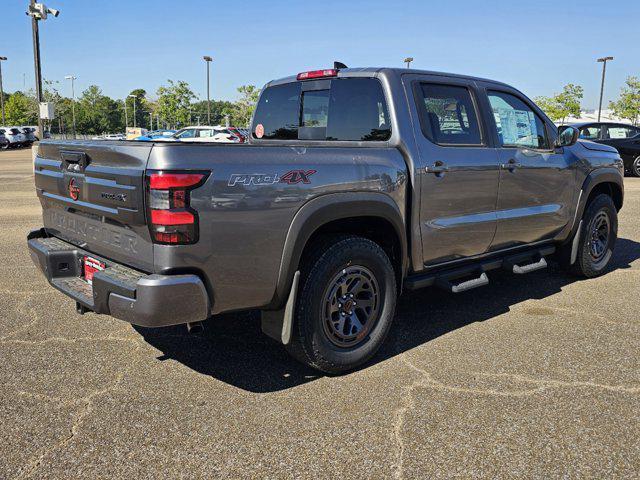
[191, 99, 235, 125]
[4, 92, 36, 125]
[609, 76, 640, 126]
[125, 88, 151, 129]
[535, 83, 583, 124]
[228, 85, 260, 127]
[76, 85, 121, 135]
[156, 80, 196, 128]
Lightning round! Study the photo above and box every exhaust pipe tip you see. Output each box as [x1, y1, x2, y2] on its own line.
[186, 321, 204, 335]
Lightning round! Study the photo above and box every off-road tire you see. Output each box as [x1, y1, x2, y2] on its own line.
[562, 194, 617, 278]
[286, 235, 397, 374]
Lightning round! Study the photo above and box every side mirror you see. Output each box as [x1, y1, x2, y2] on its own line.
[556, 126, 579, 147]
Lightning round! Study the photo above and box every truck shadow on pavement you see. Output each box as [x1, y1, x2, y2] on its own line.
[135, 238, 640, 393]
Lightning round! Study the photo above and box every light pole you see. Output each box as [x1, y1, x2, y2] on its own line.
[0, 56, 6, 125]
[64, 75, 76, 138]
[128, 94, 137, 128]
[123, 100, 128, 130]
[404, 57, 414, 68]
[597, 56, 613, 122]
[26, 1, 60, 139]
[203, 56, 212, 125]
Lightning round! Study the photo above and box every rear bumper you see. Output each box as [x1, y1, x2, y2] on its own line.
[27, 228, 210, 327]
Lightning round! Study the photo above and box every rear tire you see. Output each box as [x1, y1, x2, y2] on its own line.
[286, 235, 397, 374]
[631, 156, 640, 177]
[562, 194, 617, 278]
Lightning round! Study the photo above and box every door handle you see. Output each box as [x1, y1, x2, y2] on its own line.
[501, 158, 521, 171]
[425, 161, 449, 176]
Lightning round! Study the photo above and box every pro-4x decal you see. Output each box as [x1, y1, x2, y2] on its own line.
[228, 170, 316, 187]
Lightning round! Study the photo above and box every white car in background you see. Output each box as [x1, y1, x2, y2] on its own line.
[166, 126, 242, 143]
[0, 127, 27, 148]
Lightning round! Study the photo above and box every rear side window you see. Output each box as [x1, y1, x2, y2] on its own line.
[417, 83, 483, 146]
[606, 125, 638, 139]
[488, 91, 549, 149]
[325, 78, 390, 141]
[253, 78, 391, 142]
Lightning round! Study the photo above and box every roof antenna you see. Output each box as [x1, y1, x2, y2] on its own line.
[334, 61, 348, 70]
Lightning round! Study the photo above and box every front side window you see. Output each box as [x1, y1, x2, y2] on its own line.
[417, 84, 482, 145]
[488, 91, 549, 149]
[579, 125, 601, 140]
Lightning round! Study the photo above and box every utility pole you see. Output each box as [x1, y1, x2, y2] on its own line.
[0, 57, 6, 125]
[149, 111, 153, 131]
[27, 1, 60, 138]
[64, 75, 76, 138]
[203, 56, 212, 125]
[404, 57, 414, 68]
[124, 100, 128, 129]
[128, 94, 136, 128]
[29, 1, 44, 137]
[597, 56, 614, 122]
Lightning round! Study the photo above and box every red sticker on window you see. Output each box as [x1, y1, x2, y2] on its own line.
[255, 123, 264, 139]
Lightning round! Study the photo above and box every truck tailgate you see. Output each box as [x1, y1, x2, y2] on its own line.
[34, 141, 154, 272]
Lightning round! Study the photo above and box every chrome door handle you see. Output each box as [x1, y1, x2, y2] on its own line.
[425, 161, 449, 175]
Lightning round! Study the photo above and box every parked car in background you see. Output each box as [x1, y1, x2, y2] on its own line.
[559, 122, 640, 176]
[134, 129, 177, 141]
[165, 125, 243, 143]
[0, 130, 8, 150]
[228, 127, 248, 143]
[0, 127, 26, 148]
[20, 127, 37, 147]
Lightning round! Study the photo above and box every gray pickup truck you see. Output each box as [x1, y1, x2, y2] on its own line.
[28, 66, 624, 373]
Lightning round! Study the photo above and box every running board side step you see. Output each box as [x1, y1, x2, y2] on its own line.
[404, 245, 555, 292]
[509, 257, 547, 274]
[438, 272, 489, 293]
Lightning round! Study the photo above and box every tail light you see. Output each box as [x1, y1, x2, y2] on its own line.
[147, 171, 209, 244]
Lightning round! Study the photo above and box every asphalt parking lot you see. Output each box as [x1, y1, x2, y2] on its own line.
[1, 147, 639, 479]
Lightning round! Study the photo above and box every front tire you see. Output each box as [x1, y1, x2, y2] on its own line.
[630, 156, 640, 178]
[286, 236, 397, 374]
[565, 194, 618, 278]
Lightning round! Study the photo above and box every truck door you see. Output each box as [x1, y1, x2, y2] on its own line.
[406, 76, 501, 265]
[480, 87, 576, 249]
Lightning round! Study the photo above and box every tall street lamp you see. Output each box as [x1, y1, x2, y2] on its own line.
[203, 56, 212, 125]
[597, 56, 614, 122]
[64, 74, 76, 138]
[26, 1, 60, 138]
[0, 56, 7, 125]
[404, 57, 414, 68]
[128, 94, 137, 128]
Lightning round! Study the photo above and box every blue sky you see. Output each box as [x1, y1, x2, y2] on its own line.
[1, 0, 638, 108]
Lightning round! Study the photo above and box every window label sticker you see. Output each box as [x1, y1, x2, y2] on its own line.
[493, 109, 538, 146]
[255, 123, 264, 139]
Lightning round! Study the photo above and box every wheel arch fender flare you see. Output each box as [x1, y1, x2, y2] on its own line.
[269, 192, 407, 309]
[568, 168, 624, 241]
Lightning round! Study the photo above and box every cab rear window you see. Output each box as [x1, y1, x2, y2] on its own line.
[252, 78, 391, 142]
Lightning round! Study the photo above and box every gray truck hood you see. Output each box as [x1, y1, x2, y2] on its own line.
[578, 140, 618, 154]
